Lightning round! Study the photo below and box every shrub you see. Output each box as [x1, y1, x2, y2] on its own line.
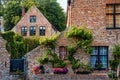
[109, 59, 119, 71]
[113, 45, 120, 59]
[1, 31, 26, 59]
[72, 59, 80, 70]
[39, 34, 59, 49]
[25, 36, 39, 52]
[37, 54, 49, 65]
[65, 26, 93, 54]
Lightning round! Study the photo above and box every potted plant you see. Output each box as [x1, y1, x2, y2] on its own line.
[32, 66, 40, 74]
[95, 64, 102, 70]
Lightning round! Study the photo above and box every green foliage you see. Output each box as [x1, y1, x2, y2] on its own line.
[25, 37, 40, 52]
[4, 1, 21, 31]
[1, 31, 15, 42]
[22, 0, 40, 10]
[66, 46, 76, 61]
[113, 45, 120, 59]
[79, 63, 91, 72]
[109, 59, 119, 71]
[39, 0, 66, 31]
[72, 59, 80, 70]
[39, 34, 59, 48]
[37, 54, 49, 64]
[11, 16, 20, 25]
[46, 49, 66, 68]
[0, 5, 4, 16]
[1, 31, 26, 59]
[108, 71, 117, 79]
[65, 26, 93, 54]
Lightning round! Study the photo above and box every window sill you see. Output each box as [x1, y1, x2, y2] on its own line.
[9, 72, 24, 75]
[106, 27, 120, 30]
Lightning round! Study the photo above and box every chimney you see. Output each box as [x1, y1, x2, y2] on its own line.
[22, 6, 25, 17]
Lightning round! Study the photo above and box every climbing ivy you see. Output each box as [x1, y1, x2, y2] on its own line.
[113, 45, 120, 59]
[39, 34, 60, 49]
[65, 26, 93, 54]
[1, 31, 26, 59]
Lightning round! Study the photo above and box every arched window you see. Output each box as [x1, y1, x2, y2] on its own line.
[59, 46, 67, 60]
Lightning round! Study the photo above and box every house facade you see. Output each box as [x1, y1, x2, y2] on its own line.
[12, 5, 58, 37]
[66, 0, 120, 69]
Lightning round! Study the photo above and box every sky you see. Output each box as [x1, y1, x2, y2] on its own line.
[57, 0, 67, 12]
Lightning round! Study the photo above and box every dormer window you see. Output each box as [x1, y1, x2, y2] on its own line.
[30, 16, 36, 23]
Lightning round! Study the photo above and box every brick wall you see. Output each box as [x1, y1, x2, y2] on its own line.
[67, 0, 120, 60]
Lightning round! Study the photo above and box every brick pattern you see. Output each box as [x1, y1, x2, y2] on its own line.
[67, 0, 120, 61]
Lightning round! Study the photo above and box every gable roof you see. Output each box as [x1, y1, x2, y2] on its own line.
[12, 5, 58, 32]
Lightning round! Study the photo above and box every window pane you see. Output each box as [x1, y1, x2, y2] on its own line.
[90, 56, 97, 68]
[21, 26, 27, 36]
[39, 26, 45, 36]
[30, 16, 36, 23]
[100, 47, 107, 55]
[59, 46, 67, 60]
[116, 15, 120, 27]
[91, 47, 98, 55]
[30, 26, 36, 36]
[100, 56, 107, 68]
[116, 4, 120, 13]
[106, 14, 113, 28]
[106, 4, 114, 14]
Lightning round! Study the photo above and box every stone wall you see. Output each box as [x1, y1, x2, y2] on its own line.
[25, 45, 109, 79]
[0, 37, 23, 80]
[29, 74, 109, 80]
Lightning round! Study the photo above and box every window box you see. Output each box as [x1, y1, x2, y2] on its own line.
[53, 68, 68, 74]
[75, 70, 91, 74]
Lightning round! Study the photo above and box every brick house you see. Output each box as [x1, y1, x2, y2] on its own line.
[66, 0, 120, 70]
[12, 5, 58, 37]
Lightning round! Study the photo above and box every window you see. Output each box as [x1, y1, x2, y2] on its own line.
[21, 26, 27, 36]
[30, 16, 36, 23]
[106, 4, 120, 29]
[30, 26, 36, 36]
[59, 46, 67, 60]
[90, 47, 108, 69]
[39, 26, 45, 36]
